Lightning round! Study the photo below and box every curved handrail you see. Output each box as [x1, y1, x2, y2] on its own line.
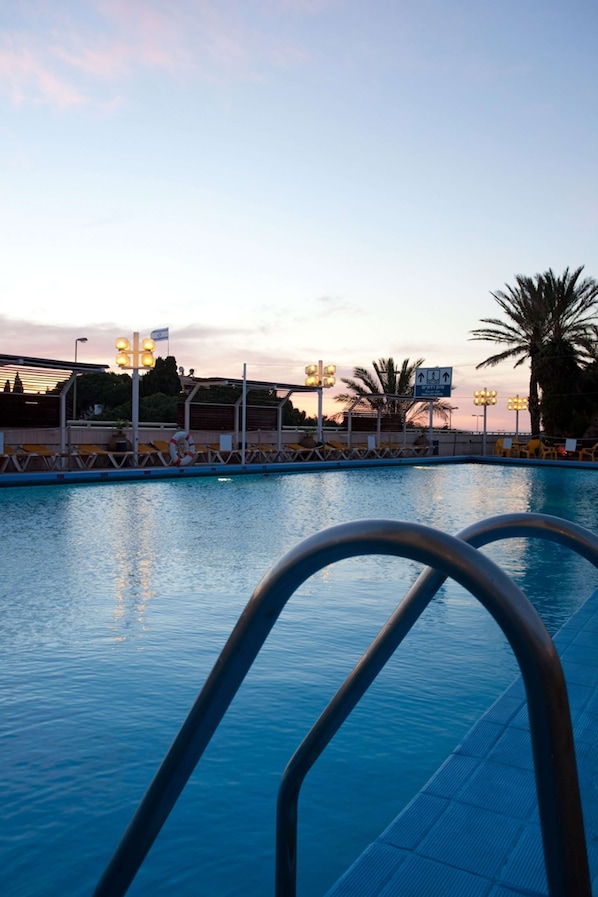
[276, 513, 598, 896]
[93, 516, 596, 897]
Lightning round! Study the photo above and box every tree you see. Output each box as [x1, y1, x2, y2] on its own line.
[335, 357, 450, 426]
[471, 267, 598, 435]
[535, 339, 582, 436]
[139, 356, 181, 397]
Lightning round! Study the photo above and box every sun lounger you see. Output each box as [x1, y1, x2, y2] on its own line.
[247, 444, 281, 463]
[323, 440, 351, 460]
[0, 446, 24, 473]
[73, 443, 132, 469]
[20, 443, 66, 470]
[208, 443, 242, 463]
[281, 442, 318, 461]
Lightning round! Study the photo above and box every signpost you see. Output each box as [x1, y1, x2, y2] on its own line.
[414, 367, 453, 399]
[414, 367, 453, 453]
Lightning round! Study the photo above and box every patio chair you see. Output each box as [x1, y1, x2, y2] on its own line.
[539, 441, 558, 460]
[579, 441, 598, 462]
[518, 438, 540, 459]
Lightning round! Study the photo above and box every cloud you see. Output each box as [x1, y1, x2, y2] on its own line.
[0, 0, 329, 110]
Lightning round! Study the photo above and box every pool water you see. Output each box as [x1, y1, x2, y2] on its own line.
[2, 464, 598, 897]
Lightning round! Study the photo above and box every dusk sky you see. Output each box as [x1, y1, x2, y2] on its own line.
[2, 0, 597, 429]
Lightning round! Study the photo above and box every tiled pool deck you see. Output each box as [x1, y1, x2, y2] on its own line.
[326, 587, 598, 897]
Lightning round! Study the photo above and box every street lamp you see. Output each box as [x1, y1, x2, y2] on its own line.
[471, 414, 482, 432]
[305, 360, 336, 443]
[507, 394, 528, 439]
[473, 387, 497, 456]
[73, 337, 88, 421]
[115, 332, 155, 459]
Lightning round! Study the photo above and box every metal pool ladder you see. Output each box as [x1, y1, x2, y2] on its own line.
[93, 513, 598, 897]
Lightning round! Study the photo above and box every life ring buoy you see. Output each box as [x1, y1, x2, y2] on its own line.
[169, 431, 195, 467]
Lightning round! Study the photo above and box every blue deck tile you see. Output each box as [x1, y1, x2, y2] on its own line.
[421, 753, 480, 799]
[324, 842, 408, 897]
[498, 823, 546, 895]
[487, 726, 533, 770]
[379, 853, 493, 897]
[456, 719, 504, 758]
[416, 801, 522, 879]
[381, 792, 448, 849]
[573, 709, 598, 745]
[560, 658, 598, 687]
[459, 759, 537, 820]
[482, 693, 525, 727]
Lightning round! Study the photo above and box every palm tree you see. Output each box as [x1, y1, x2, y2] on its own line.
[471, 267, 598, 435]
[335, 357, 450, 426]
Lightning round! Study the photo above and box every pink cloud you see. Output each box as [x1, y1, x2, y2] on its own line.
[0, 0, 328, 109]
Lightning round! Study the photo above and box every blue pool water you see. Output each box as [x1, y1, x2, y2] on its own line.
[2, 463, 598, 897]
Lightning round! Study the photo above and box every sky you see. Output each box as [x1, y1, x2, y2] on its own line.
[1, 0, 597, 430]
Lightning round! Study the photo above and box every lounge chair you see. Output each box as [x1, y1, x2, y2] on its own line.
[73, 443, 132, 469]
[281, 443, 318, 461]
[20, 443, 65, 470]
[0, 446, 24, 473]
[208, 443, 241, 463]
[247, 444, 281, 463]
[324, 440, 351, 460]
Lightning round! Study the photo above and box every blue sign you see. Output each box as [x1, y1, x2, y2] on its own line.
[414, 367, 453, 398]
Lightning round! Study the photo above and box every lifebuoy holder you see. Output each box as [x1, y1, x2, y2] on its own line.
[169, 431, 196, 467]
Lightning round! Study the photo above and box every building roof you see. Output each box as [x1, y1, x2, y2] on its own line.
[0, 354, 109, 394]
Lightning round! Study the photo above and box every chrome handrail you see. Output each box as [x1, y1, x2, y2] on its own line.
[94, 514, 597, 897]
[276, 512, 598, 896]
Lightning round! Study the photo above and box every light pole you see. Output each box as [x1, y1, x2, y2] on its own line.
[115, 332, 155, 459]
[507, 394, 528, 439]
[73, 337, 88, 421]
[473, 387, 497, 456]
[448, 405, 459, 429]
[471, 414, 482, 432]
[305, 360, 336, 443]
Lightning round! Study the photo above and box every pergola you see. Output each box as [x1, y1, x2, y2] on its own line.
[0, 353, 109, 453]
[180, 376, 324, 454]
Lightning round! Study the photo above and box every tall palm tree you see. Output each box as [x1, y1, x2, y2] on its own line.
[471, 267, 598, 435]
[335, 357, 449, 426]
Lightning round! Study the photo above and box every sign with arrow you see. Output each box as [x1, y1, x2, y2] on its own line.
[414, 367, 453, 398]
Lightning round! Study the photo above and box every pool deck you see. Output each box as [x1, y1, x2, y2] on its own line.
[0, 453, 596, 488]
[325, 586, 598, 897]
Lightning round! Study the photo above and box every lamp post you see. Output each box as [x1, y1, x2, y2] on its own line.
[115, 332, 155, 459]
[305, 360, 336, 443]
[73, 337, 88, 421]
[508, 394, 528, 439]
[473, 387, 497, 456]
[471, 414, 482, 432]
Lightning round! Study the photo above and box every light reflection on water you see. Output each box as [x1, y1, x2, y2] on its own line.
[1, 464, 597, 897]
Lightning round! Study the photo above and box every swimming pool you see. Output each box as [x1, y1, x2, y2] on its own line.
[2, 464, 598, 896]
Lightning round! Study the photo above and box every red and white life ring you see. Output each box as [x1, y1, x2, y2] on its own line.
[169, 431, 195, 467]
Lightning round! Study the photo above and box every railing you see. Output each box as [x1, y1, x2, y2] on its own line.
[93, 513, 598, 897]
